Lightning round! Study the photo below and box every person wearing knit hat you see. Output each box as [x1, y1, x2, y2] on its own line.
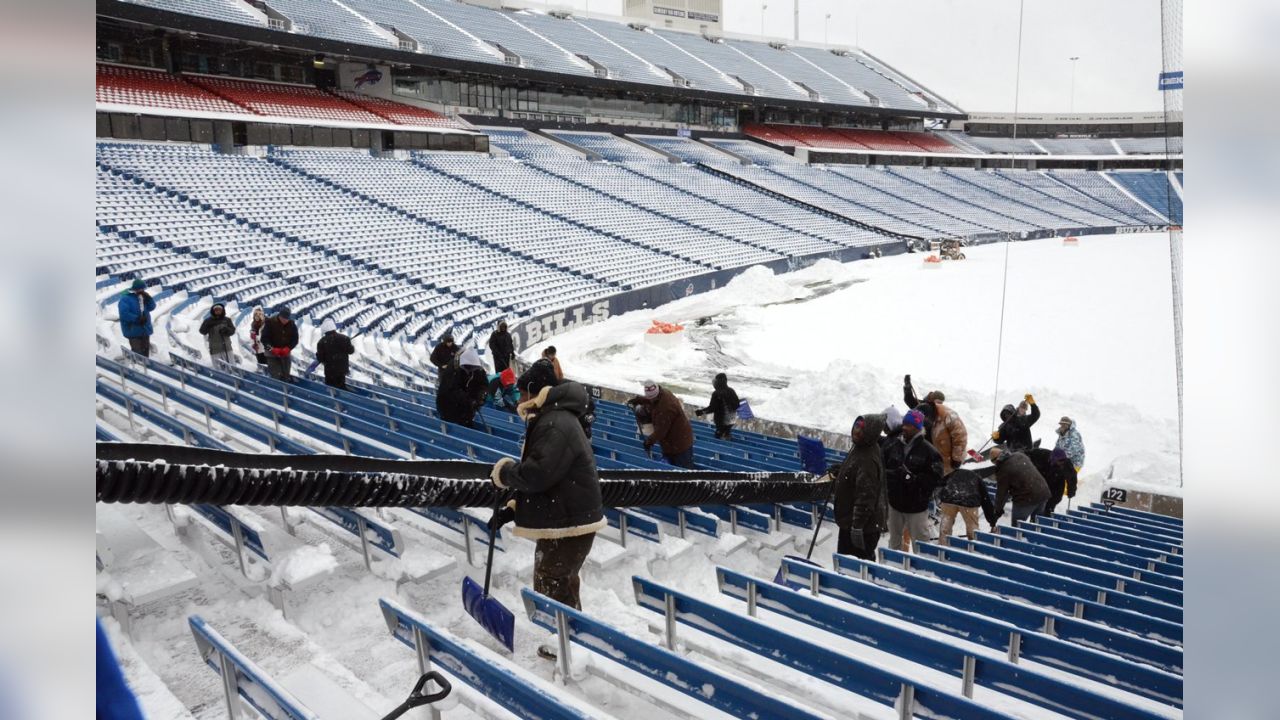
[884, 405, 904, 433]
[116, 277, 156, 357]
[632, 380, 695, 469]
[437, 346, 490, 428]
[260, 307, 299, 382]
[314, 317, 355, 390]
[882, 408, 945, 553]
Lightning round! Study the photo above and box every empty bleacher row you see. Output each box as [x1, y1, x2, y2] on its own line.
[97, 63, 471, 130]
[745, 124, 1183, 156]
[115, 0, 956, 113]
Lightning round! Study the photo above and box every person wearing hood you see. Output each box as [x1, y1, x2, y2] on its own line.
[487, 322, 515, 373]
[430, 333, 458, 369]
[249, 307, 267, 365]
[885, 409, 945, 552]
[1027, 447, 1078, 515]
[833, 414, 888, 560]
[437, 348, 489, 427]
[991, 394, 1041, 453]
[314, 318, 355, 390]
[198, 302, 236, 366]
[637, 380, 696, 469]
[117, 278, 156, 357]
[260, 307, 299, 381]
[978, 447, 1051, 528]
[1053, 416, 1086, 472]
[489, 380, 604, 616]
[695, 373, 741, 440]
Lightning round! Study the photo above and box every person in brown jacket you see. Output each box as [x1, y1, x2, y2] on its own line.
[927, 393, 969, 475]
[636, 380, 695, 469]
[978, 447, 1051, 528]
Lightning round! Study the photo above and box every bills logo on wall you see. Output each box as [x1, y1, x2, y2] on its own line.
[354, 66, 384, 88]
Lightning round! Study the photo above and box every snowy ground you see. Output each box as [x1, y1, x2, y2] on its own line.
[526, 232, 1182, 499]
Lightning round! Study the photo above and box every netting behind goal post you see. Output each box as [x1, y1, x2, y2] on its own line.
[1161, 0, 1183, 486]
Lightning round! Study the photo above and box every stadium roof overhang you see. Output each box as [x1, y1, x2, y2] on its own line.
[97, 0, 967, 122]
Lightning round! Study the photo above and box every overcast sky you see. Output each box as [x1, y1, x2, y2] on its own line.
[528, 0, 1168, 113]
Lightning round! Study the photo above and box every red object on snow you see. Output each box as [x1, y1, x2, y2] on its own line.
[646, 320, 685, 334]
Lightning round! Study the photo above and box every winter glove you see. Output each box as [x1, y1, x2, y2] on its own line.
[990, 431, 1000, 441]
[694, 409, 705, 417]
[1024, 393, 1036, 405]
[490, 457, 516, 488]
[271, 346, 291, 358]
[488, 504, 516, 534]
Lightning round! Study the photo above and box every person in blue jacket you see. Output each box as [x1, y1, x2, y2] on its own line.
[116, 279, 155, 357]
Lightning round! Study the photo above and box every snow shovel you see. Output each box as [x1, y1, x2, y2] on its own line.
[461, 492, 516, 652]
[774, 436, 832, 586]
[379, 671, 452, 720]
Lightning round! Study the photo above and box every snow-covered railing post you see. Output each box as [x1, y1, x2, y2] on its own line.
[410, 626, 444, 720]
[1007, 631, 1022, 663]
[896, 683, 915, 720]
[555, 608, 573, 683]
[663, 592, 677, 651]
[961, 655, 976, 698]
[217, 648, 241, 719]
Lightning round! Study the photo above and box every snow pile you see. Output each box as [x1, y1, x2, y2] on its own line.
[533, 233, 1183, 495]
[270, 542, 339, 586]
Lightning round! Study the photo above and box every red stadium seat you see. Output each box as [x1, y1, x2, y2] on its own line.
[184, 76, 386, 124]
[329, 90, 473, 131]
[96, 64, 250, 115]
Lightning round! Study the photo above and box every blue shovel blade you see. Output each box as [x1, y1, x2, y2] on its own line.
[462, 576, 516, 652]
[774, 555, 823, 589]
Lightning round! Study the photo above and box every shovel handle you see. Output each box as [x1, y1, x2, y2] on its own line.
[380, 671, 452, 720]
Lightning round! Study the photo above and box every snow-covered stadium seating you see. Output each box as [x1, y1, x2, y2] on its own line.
[97, 125, 1185, 720]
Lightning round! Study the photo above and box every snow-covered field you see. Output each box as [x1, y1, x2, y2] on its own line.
[526, 232, 1182, 499]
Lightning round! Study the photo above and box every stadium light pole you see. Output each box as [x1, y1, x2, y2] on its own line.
[824, 12, 832, 47]
[1069, 56, 1080, 112]
[761, 3, 768, 38]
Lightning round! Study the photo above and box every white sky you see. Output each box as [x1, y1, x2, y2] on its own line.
[527, 0, 1168, 113]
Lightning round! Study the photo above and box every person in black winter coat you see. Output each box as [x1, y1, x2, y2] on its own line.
[695, 373, 741, 440]
[429, 333, 458, 369]
[314, 318, 355, 390]
[487, 322, 515, 373]
[198, 303, 236, 365]
[1027, 447, 1078, 515]
[992, 394, 1041, 453]
[884, 409, 944, 553]
[937, 468, 997, 542]
[833, 414, 888, 560]
[517, 356, 559, 398]
[489, 380, 603, 613]
[260, 307, 299, 381]
[436, 349, 489, 427]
